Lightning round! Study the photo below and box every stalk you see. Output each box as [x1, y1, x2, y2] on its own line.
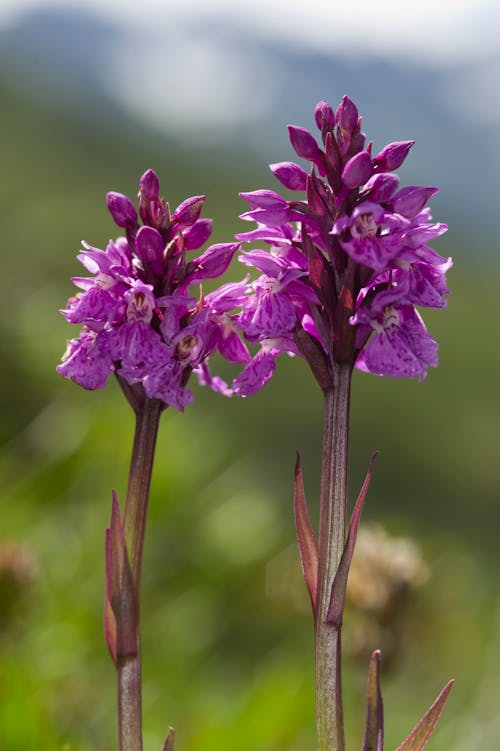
[315, 362, 352, 751]
[117, 397, 163, 751]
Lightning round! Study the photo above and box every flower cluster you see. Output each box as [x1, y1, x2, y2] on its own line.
[57, 170, 249, 410]
[234, 97, 451, 395]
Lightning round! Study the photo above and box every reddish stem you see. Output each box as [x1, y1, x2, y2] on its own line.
[315, 363, 352, 751]
[117, 397, 163, 751]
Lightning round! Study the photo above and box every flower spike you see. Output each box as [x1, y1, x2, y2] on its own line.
[293, 452, 319, 616]
[235, 97, 450, 394]
[58, 169, 247, 408]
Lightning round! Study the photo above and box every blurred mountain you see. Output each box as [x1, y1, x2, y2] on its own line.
[0, 6, 496, 249]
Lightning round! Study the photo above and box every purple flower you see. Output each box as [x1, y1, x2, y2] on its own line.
[235, 96, 450, 392]
[353, 304, 438, 382]
[57, 330, 114, 390]
[232, 336, 299, 397]
[58, 170, 247, 409]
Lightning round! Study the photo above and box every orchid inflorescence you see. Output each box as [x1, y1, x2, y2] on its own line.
[59, 97, 450, 407]
[57, 96, 453, 751]
[57, 169, 248, 410]
[234, 95, 451, 395]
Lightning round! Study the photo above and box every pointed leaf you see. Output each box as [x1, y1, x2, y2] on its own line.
[362, 650, 384, 751]
[104, 527, 118, 665]
[105, 491, 138, 661]
[294, 327, 332, 391]
[294, 452, 319, 615]
[161, 726, 175, 751]
[394, 680, 454, 751]
[327, 451, 378, 625]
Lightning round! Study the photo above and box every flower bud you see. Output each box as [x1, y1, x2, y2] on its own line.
[270, 161, 308, 191]
[239, 189, 287, 210]
[288, 126, 324, 161]
[360, 173, 400, 202]
[139, 169, 160, 201]
[106, 192, 138, 227]
[314, 100, 336, 132]
[135, 226, 165, 275]
[183, 218, 213, 250]
[391, 186, 439, 218]
[373, 140, 415, 171]
[171, 195, 205, 231]
[336, 96, 358, 134]
[341, 151, 373, 189]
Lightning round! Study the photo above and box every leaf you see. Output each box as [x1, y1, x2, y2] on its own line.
[104, 490, 138, 662]
[294, 452, 319, 616]
[161, 726, 175, 751]
[393, 680, 454, 751]
[327, 451, 378, 625]
[362, 650, 384, 751]
[104, 527, 118, 666]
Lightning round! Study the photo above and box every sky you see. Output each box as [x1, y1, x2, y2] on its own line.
[0, 0, 497, 235]
[0, 0, 498, 64]
[1, 0, 499, 195]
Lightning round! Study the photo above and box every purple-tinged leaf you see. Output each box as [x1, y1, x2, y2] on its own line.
[301, 227, 337, 317]
[161, 726, 175, 751]
[105, 491, 138, 663]
[306, 173, 328, 217]
[351, 122, 367, 155]
[294, 326, 332, 390]
[393, 680, 454, 751]
[327, 451, 378, 625]
[104, 525, 118, 666]
[294, 452, 319, 615]
[324, 131, 341, 189]
[362, 650, 384, 751]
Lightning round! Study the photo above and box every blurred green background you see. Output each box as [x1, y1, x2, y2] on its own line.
[1, 7, 500, 749]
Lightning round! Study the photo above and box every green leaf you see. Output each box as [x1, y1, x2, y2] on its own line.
[362, 650, 384, 751]
[327, 451, 378, 625]
[394, 680, 454, 751]
[105, 490, 138, 662]
[161, 726, 175, 751]
[293, 452, 319, 616]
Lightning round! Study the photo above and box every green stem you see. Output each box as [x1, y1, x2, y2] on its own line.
[315, 363, 352, 751]
[117, 397, 163, 751]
